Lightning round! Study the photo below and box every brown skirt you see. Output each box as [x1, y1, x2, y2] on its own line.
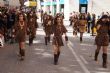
[95, 34, 109, 46]
[16, 31, 26, 42]
[52, 36, 64, 46]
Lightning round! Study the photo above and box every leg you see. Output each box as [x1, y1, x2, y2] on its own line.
[94, 46, 101, 61]
[48, 35, 50, 43]
[45, 34, 48, 45]
[53, 45, 59, 65]
[80, 32, 83, 42]
[102, 46, 108, 68]
[57, 46, 61, 61]
[88, 23, 90, 33]
[29, 36, 32, 46]
[19, 42, 25, 61]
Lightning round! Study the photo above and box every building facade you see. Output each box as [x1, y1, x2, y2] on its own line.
[40, 0, 64, 15]
[0, 0, 20, 7]
[40, 0, 110, 20]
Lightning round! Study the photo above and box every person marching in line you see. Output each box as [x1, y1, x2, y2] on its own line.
[42, 13, 48, 27]
[44, 15, 53, 45]
[94, 15, 110, 68]
[27, 11, 38, 46]
[12, 13, 28, 61]
[52, 14, 68, 65]
[78, 14, 87, 42]
[73, 15, 79, 37]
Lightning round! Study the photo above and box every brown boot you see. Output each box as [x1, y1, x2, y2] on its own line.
[80, 37, 82, 42]
[57, 51, 60, 60]
[94, 51, 99, 61]
[102, 53, 107, 68]
[54, 54, 58, 65]
[48, 36, 50, 43]
[20, 49, 25, 61]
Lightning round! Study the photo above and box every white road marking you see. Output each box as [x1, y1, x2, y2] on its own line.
[80, 55, 88, 64]
[67, 41, 90, 73]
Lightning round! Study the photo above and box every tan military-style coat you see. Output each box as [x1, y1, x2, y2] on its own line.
[78, 19, 87, 33]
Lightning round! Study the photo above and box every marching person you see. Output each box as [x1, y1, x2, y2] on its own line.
[44, 15, 53, 45]
[94, 15, 110, 68]
[42, 13, 48, 27]
[73, 15, 79, 37]
[52, 14, 68, 65]
[27, 11, 37, 46]
[13, 13, 28, 61]
[78, 14, 87, 42]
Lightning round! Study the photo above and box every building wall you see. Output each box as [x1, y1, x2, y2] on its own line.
[90, 0, 110, 16]
[9, 0, 20, 7]
[0, 0, 20, 7]
[69, 0, 79, 13]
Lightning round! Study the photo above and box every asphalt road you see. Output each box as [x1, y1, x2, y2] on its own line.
[0, 22, 110, 73]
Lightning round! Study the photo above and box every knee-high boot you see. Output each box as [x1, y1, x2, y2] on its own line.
[54, 54, 58, 65]
[48, 36, 50, 43]
[57, 51, 60, 60]
[20, 49, 25, 61]
[29, 37, 31, 45]
[94, 51, 99, 61]
[102, 53, 107, 68]
[80, 37, 82, 42]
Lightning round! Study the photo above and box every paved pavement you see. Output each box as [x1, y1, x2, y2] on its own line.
[0, 22, 110, 73]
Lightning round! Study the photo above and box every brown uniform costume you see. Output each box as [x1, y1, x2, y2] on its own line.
[28, 17, 36, 38]
[73, 18, 79, 35]
[52, 25, 67, 46]
[13, 22, 27, 42]
[95, 21, 109, 46]
[33, 13, 39, 29]
[44, 20, 53, 35]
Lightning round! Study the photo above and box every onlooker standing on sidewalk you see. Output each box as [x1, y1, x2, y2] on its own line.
[87, 12, 91, 33]
[91, 14, 96, 36]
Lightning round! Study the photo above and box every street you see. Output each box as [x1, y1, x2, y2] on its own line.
[0, 22, 110, 73]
